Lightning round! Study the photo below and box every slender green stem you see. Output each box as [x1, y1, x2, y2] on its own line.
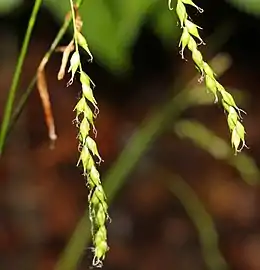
[168, 175, 228, 270]
[174, 120, 260, 186]
[2, 0, 85, 154]
[7, 76, 37, 137]
[0, 0, 43, 155]
[55, 54, 231, 270]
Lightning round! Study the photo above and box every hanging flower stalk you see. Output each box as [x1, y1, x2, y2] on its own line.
[169, 0, 247, 153]
[58, 0, 109, 266]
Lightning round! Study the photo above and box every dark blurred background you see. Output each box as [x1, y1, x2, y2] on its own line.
[1, 0, 260, 269]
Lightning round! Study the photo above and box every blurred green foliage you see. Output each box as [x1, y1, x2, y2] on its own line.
[0, 0, 179, 72]
[227, 0, 260, 16]
[43, 0, 179, 73]
[0, 0, 22, 14]
[1, 0, 260, 71]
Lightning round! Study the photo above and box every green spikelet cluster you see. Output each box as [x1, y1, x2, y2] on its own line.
[67, 0, 109, 266]
[169, 0, 247, 153]
[74, 74, 109, 267]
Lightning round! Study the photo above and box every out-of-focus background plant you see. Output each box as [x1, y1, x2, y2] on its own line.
[1, 0, 260, 269]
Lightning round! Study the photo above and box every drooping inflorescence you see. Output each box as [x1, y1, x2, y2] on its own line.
[170, 0, 247, 153]
[58, 0, 109, 266]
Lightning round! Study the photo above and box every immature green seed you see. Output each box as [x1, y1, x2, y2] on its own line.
[68, 51, 80, 82]
[185, 20, 203, 43]
[74, 97, 87, 115]
[78, 145, 90, 173]
[179, 27, 190, 58]
[227, 107, 238, 130]
[95, 226, 107, 243]
[86, 136, 102, 162]
[90, 191, 100, 206]
[82, 83, 97, 107]
[176, 1, 187, 28]
[221, 100, 230, 113]
[80, 71, 91, 86]
[79, 117, 90, 141]
[192, 49, 203, 69]
[92, 187, 106, 206]
[83, 104, 95, 127]
[231, 128, 240, 151]
[187, 36, 197, 51]
[76, 32, 93, 61]
[205, 75, 218, 102]
[94, 240, 108, 260]
[236, 121, 245, 142]
[203, 62, 215, 78]
[96, 206, 106, 225]
[219, 90, 237, 109]
[86, 154, 95, 172]
[90, 166, 101, 185]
